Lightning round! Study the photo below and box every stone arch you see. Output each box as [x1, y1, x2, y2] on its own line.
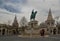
[40, 29, 45, 36]
[53, 28, 56, 35]
[2, 29, 5, 35]
[12, 30, 16, 35]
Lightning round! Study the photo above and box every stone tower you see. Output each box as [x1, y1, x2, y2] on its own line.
[12, 15, 19, 27]
[12, 15, 19, 34]
[45, 9, 58, 35]
[45, 8, 55, 26]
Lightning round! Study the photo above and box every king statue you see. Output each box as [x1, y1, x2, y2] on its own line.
[30, 9, 37, 20]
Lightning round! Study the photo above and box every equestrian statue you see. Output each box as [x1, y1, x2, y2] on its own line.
[30, 9, 37, 20]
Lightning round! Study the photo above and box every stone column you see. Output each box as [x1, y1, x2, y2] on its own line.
[1, 28, 2, 35]
[0, 29, 1, 35]
[56, 28, 58, 35]
[5, 29, 7, 35]
[52, 29, 53, 35]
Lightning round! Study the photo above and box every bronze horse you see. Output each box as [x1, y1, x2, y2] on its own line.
[30, 9, 37, 20]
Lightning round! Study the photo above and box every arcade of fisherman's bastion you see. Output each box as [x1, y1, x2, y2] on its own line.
[0, 9, 59, 37]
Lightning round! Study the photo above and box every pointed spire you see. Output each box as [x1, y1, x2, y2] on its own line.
[14, 15, 17, 22]
[47, 8, 54, 21]
[12, 14, 19, 27]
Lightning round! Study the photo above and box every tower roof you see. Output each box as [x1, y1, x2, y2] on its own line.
[47, 8, 54, 21]
[12, 15, 19, 27]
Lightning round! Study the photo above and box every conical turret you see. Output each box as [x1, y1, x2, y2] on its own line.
[47, 8, 54, 21]
[45, 8, 55, 26]
[12, 15, 19, 27]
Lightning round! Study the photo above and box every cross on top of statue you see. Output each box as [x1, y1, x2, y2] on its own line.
[30, 9, 37, 21]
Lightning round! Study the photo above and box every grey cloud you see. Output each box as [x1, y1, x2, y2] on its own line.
[5, 0, 27, 4]
[0, 0, 27, 13]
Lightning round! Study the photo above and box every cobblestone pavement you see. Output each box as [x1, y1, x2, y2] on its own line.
[0, 35, 60, 41]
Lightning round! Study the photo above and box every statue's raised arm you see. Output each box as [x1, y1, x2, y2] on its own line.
[30, 9, 37, 20]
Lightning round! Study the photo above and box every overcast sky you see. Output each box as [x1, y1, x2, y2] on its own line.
[0, 0, 60, 25]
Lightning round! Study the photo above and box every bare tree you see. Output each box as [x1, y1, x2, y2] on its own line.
[55, 16, 60, 20]
[55, 16, 60, 24]
[7, 20, 11, 25]
[20, 16, 28, 27]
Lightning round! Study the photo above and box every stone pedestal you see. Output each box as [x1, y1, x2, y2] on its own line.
[24, 20, 40, 37]
[28, 20, 38, 28]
